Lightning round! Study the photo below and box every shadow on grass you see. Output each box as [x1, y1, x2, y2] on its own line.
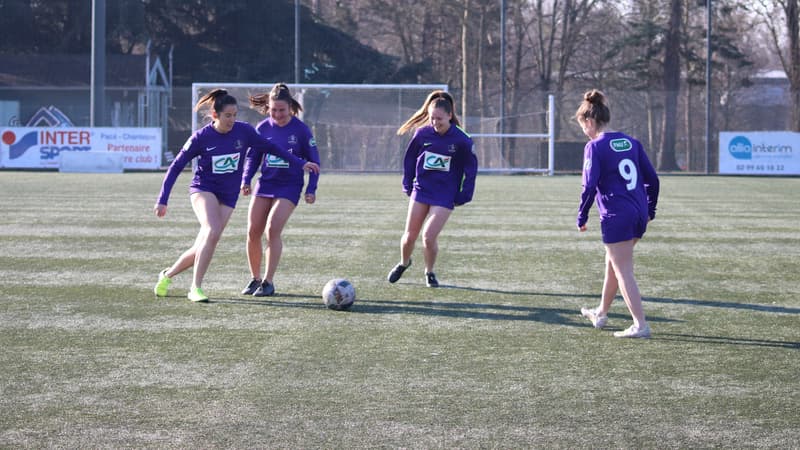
[351, 298, 677, 328]
[209, 292, 321, 308]
[646, 296, 800, 315]
[657, 333, 800, 349]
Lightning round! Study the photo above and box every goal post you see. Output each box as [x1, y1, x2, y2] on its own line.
[189, 84, 555, 174]
[470, 95, 556, 175]
[191, 83, 447, 172]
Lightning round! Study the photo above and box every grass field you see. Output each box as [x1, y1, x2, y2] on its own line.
[0, 172, 798, 448]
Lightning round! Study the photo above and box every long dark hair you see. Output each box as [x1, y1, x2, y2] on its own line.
[196, 88, 238, 115]
[397, 90, 461, 135]
[574, 89, 610, 126]
[249, 83, 303, 116]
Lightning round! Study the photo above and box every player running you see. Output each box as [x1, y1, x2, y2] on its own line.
[575, 89, 660, 338]
[239, 83, 321, 297]
[153, 88, 319, 303]
[387, 90, 478, 287]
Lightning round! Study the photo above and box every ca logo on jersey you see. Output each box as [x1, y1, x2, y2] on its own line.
[266, 153, 290, 168]
[212, 153, 240, 174]
[610, 138, 632, 152]
[423, 151, 451, 171]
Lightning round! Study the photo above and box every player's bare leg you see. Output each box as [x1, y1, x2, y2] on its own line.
[599, 250, 619, 315]
[245, 196, 272, 281]
[400, 200, 429, 265]
[263, 198, 295, 284]
[421, 205, 452, 274]
[605, 239, 646, 327]
[190, 191, 234, 292]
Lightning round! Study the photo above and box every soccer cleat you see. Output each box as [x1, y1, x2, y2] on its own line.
[581, 307, 608, 329]
[241, 278, 262, 295]
[387, 259, 411, 283]
[253, 280, 275, 297]
[613, 323, 651, 339]
[154, 269, 171, 297]
[188, 287, 209, 303]
[425, 272, 439, 288]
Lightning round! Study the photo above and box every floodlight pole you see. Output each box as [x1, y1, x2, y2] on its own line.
[705, 0, 712, 174]
[90, 0, 106, 126]
[295, 0, 300, 84]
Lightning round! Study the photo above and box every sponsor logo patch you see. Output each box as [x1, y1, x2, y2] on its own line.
[610, 138, 632, 152]
[266, 153, 290, 168]
[212, 153, 240, 174]
[423, 151, 451, 171]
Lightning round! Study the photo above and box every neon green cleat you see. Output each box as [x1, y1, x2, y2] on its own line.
[154, 269, 171, 297]
[188, 287, 209, 303]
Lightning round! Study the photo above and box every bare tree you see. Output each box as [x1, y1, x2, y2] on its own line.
[657, 0, 682, 171]
[758, 0, 800, 131]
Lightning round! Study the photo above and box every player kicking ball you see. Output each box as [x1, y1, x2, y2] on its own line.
[387, 90, 478, 288]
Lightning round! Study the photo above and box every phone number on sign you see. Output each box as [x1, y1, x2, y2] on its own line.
[735, 164, 785, 172]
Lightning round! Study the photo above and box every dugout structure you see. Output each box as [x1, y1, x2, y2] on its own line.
[192, 83, 554, 174]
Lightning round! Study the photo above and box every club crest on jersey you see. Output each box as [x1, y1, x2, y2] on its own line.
[423, 151, 451, 171]
[212, 153, 240, 174]
[234, 139, 244, 151]
[266, 153, 290, 168]
[288, 134, 298, 145]
[610, 138, 632, 152]
[448, 144, 457, 153]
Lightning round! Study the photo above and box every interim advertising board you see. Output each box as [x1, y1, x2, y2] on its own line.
[0, 127, 161, 170]
[719, 131, 799, 175]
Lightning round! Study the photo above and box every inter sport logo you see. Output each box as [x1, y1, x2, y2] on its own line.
[2, 130, 38, 159]
[2, 129, 92, 160]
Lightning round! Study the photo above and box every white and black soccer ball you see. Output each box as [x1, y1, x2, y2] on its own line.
[322, 278, 356, 310]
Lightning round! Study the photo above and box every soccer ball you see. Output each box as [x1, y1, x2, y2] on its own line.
[322, 278, 356, 310]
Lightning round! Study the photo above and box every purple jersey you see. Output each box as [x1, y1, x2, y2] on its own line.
[243, 116, 320, 204]
[402, 124, 478, 209]
[157, 121, 304, 206]
[577, 131, 659, 229]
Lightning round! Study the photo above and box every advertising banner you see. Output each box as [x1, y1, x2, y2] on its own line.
[719, 131, 799, 175]
[0, 127, 162, 170]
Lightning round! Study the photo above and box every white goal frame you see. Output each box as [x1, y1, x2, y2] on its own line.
[470, 95, 555, 175]
[190, 84, 554, 174]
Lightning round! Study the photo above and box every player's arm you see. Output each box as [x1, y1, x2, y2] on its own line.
[303, 130, 321, 200]
[401, 131, 422, 195]
[639, 146, 660, 220]
[576, 143, 599, 230]
[155, 136, 200, 215]
[249, 126, 319, 174]
[454, 140, 478, 206]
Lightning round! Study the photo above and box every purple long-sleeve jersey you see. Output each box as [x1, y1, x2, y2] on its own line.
[156, 121, 305, 206]
[242, 116, 320, 195]
[402, 124, 478, 209]
[577, 131, 659, 228]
